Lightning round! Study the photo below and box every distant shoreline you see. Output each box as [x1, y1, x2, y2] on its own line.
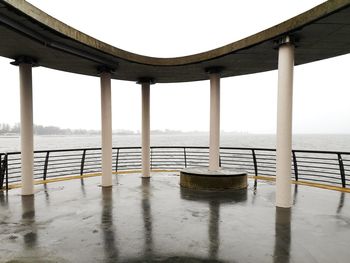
[1, 132, 349, 138]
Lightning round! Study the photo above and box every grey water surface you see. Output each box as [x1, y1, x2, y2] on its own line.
[1, 133, 350, 152]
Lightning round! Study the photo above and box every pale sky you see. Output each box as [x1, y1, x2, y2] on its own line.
[0, 0, 349, 134]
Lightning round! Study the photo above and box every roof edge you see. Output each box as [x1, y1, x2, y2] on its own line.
[2, 0, 350, 66]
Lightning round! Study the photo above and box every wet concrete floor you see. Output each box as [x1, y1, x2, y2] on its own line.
[0, 173, 350, 262]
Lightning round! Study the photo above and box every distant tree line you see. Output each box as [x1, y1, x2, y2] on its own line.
[0, 123, 100, 135]
[0, 123, 240, 136]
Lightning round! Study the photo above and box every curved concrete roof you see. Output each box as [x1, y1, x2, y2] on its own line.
[0, 0, 350, 83]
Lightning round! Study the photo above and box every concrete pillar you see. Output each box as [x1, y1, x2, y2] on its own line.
[141, 81, 151, 178]
[276, 36, 295, 208]
[100, 72, 112, 187]
[11, 58, 35, 196]
[209, 72, 221, 171]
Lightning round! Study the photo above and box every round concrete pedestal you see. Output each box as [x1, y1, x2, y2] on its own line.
[180, 167, 248, 190]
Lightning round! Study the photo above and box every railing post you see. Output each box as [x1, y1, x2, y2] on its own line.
[43, 151, 50, 181]
[252, 149, 258, 177]
[0, 154, 9, 191]
[184, 147, 187, 168]
[292, 150, 298, 181]
[219, 153, 222, 168]
[0, 154, 3, 189]
[150, 147, 153, 170]
[5, 154, 8, 191]
[337, 153, 346, 188]
[115, 148, 120, 173]
[80, 149, 86, 176]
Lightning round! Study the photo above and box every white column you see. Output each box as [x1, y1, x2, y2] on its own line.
[100, 72, 113, 187]
[276, 36, 294, 208]
[19, 63, 34, 195]
[209, 72, 220, 171]
[141, 82, 150, 178]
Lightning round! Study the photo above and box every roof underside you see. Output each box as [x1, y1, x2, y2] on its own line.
[0, 0, 350, 83]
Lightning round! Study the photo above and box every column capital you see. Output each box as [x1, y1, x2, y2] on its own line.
[97, 65, 115, 75]
[205, 67, 224, 75]
[10, 56, 38, 67]
[137, 77, 155, 85]
[274, 35, 298, 49]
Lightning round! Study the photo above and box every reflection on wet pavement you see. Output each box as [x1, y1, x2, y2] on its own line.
[0, 173, 349, 262]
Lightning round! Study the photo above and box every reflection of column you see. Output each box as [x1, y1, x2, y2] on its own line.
[101, 187, 118, 261]
[141, 178, 153, 256]
[21, 195, 37, 248]
[273, 207, 291, 263]
[208, 201, 220, 260]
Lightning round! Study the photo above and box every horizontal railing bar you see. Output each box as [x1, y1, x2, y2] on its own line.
[298, 172, 341, 179]
[4, 145, 347, 156]
[44, 172, 80, 178]
[118, 157, 141, 160]
[296, 156, 338, 162]
[255, 160, 276, 165]
[151, 153, 184, 156]
[84, 158, 101, 162]
[255, 153, 276, 157]
[297, 160, 339, 166]
[46, 164, 83, 171]
[258, 167, 276, 172]
[221, 160, 252, 165]
[294, 149, 350, 155]
[7, 161, 21, 165]
[297, 177, 342, 185]
[298, 170, 341, 176]
[151, 151, 184, 154]
[257, 172, 275, 177]
[44, 155, 83, 160]
[297, 164, 340, 171]
[45, 172, 82, 178]
[222, 152, 252, 156]
[45, 160, 82, 166]
[117, 160, 141, 164]
[222, 157, 252, 161]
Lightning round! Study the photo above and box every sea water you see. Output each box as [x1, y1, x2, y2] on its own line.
[0, 133, 350, 153]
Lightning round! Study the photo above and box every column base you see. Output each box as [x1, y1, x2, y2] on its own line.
[21, 193, 35, 196]
[180, 167, 247, 190]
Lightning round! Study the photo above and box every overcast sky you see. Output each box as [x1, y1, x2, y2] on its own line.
[0, 0, 349, 134]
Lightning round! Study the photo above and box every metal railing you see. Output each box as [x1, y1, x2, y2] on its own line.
[0, 146, 349, 190]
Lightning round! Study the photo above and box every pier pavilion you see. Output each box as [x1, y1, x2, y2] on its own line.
[1, 0, 350, 262]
